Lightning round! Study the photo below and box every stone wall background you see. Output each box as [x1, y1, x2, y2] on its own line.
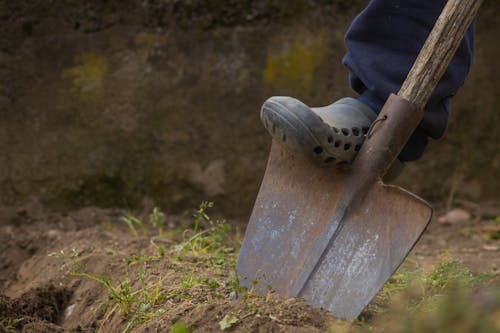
[1, 1, 498, 217]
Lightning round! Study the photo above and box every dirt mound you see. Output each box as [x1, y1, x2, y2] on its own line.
[0, 202, 499, 332]
[0, 202, 341, 332]
[137, 297, 337, 332]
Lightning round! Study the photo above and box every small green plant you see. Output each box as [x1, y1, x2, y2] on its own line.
[137, 266, 167, 305]
[0, 318, 23, 331]
[49, 203, 246, 332]
[426, 259, 474, 291]
[50, 248, 169, 333]
[121, 215, 147, 237]
[149, 207, 166, 235]
[203, 277, 221, 291]
[192, 201, 214, 232]
[360, 285, 500, 333]
[123, 304, 165, 333]
[49, 247, 83, 272]
[71, 271, 136, 317]
[121, 207, 167, 238]
[227, 274, 248, 298]
[365, 258, 498, 317]
[181, 274, 203, 289]
[219, 314, 239, 330]
[174, 201, 235, 267]
[170, 322, 192, 333]
[367, 262, 424, 312]
[49, 252, 139, 328]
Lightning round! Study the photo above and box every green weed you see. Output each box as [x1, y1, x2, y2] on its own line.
[181, 274, 203, 289]
[219, 314, 239, 330]
[0, 318, 23, 331]
[364, 261, 423, 315]
[170, 322, 192, 333]
[227, 274, 248, 298]
[149, 207, 166, 235]
[121, 207, 167, 237]
[121, 215, 146, 237]
[368, 285, 500, 333]
[203, 277, 221, 291]
[426, 260, 474, 291]
[192, 200, 213, 232]
[123, 304, 165, 333]
[360, 258, 499, 332]
[365, 258, 498, 318]
[50, 248, 168, 333]
[48, 202, 248, 331]
[174, 201, 236, 268]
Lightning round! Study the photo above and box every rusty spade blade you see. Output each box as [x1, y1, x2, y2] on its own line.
[236, 0, 482, 321]
[237, 95, 432, 320]
[237, 141, 432, 319]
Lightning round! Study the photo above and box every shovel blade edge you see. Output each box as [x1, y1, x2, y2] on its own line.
[236, 143, 432, 320]
[300, 182, 432, 319]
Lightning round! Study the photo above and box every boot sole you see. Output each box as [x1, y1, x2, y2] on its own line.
[261, 98, 362, 166]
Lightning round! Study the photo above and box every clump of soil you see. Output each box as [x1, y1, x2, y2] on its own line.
[141, 297, 339, 332]
[0, 286, 71, 332]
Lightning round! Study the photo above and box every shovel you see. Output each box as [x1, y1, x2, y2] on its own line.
[236, 0, 482, 320]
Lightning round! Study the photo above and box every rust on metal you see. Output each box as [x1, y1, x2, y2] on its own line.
[236, 142, 432, 319]
[236, 94, 432, 320]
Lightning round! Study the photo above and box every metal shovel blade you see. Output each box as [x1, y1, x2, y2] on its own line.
[236, 0, 482, 319]
[236, 142, 432, 320]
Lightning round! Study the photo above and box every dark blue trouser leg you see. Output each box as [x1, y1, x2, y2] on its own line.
[342, 0, 475, 162]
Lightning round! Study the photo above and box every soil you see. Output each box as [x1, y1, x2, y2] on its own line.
[0, 199, 499, 332]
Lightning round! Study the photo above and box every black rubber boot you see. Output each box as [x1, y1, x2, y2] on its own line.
[261, 96, 377, 166]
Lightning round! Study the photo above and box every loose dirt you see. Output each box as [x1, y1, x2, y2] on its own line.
[0, 199, 499, 332]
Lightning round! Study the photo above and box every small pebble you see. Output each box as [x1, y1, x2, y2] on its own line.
[437, 208, 471, 224]
[482, 245, 499, 252]
[47, 229, 60, 239]
[65, 304, 76, 318]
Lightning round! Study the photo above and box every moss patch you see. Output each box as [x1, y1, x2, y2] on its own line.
[263, 32, 327, 97]
[63, 52, 108, 102]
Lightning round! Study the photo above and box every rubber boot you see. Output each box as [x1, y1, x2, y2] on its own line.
[261, 96, 377, 166]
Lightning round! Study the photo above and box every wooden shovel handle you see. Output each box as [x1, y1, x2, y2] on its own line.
[399, 0, 483, 108]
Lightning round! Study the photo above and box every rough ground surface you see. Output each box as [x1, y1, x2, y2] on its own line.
[0, 199, 499, 332]
[0, 202, 341, 332]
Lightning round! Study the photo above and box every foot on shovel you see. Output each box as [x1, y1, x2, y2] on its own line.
[260, 96, 377, 166]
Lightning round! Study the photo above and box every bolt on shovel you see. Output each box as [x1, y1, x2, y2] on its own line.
[236, 0, 483, 321]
